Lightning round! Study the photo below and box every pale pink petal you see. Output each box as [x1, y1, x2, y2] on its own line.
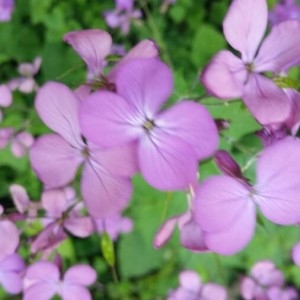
[193, 175, 252, 232]
[109, 39, 159, 80]
[240, 277, 257, 300]
[138, 129, 198, 190]
[74, 85, 91, 102]
[243, 73, 291, 125]
[0, 84, 12, 107]
[255, 20, 300, 72]
[25, 261, 60, 282]
[11, 132, 34, 157]
[18, 78, 36, 93]
[42, 189, 69, 218]
[64, 265, 96, 286]
[223, 0, 267, 62]
[251, 261, 284, 286]
[64, 29, 112, 77]
[30, 134, 83, 188]
[153, 216, 179, 248]
[32, 57, 42, 74]
[179, 270, 201, 292]
[80, 90, 143, 148]
[156, 100, 219, 160]
[60, 284, 92, 300]
[255, 138, 300, 224]
[0, 127, 13, 148]
[0, 272, 23, 294]
[81, 160, 133, 218]
[35, 82, 83, 147]
[64, 217, 94, 238]
[115, 58, 173, 115]
[200, 50, 246, 99]
[23, 282, 57, 300]
[9, 184, 30, 213]
[292, 242, 300, 266]
[116, 0, 133, 11]
[0, 220, 19, 255]
[0, 253, 24, 272]
[201, 283, 227, 300]
[203, 200, 256, 255]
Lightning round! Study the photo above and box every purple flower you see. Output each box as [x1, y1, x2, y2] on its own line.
[193, 138, 300, 255]
[29, 82, 137, 218]
[269, 0, 300, 26]
[267, 286, 298, 300]
[168, 270, 227, 300]
[24, 261, 97, 300]
[0, 254, 25, 294]
[201, 0, 300, 125]
[80, 58, 219, 190]
[8, 57, 41, 93]
[240, 261, 284, 300]
[0, 0, 14, 22]
[0, 84, 12, 122]
[292, 241, 300, 266]
[103, 0, 142, 35]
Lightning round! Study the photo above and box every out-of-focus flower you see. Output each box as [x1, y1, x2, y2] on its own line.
[0, 128, 34, 157]
[103, 0, 142, 35]
[24, 261, 97, 300]
[267, 286, 298, 300]
[0, 84, 12, 122]
[168, 270, 227, 300]
[8, 57, 41, 94]
[269, 0, 300, 26]
[0, 0, 14, 22]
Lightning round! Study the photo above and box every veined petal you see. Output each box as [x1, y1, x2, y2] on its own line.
[115, 58, 173, 115]
[81, 160, 133, 218]
[80, 91, 142, 148]
[201, 50, 246, 99]
[64, 217, 94, 238]
[64, 265, 96, 286]
[156, 100, 219, 160]
[109, 39, 159, 81]
[193, 175, 252, 232]
[35, 82, 83, 147]
[243, 74, 291, 125]
[64, 29, 112, 76]
[203, 201, 256, 255]
[138, 129, 198, 190]
[223, 0, 267, 62]
[255, 138, 300, 225]
[255, 20, 300, 72]
[30, 134, 83, 188]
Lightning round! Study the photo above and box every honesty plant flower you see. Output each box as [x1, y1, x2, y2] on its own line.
[269, 0, 300, 26]
[0, 84, 12, 122]
[103, 0, 142, 35]
[24, 261, 97, 300]
[240, 261, 284, 300]
[8, 57, 41, 93]
[64, 29, 158, 83]
[194, 138, 300, 255]
[168, 270, 227, 300]
[30, 187, 93, 254]
[267, 286, 298, 300]
[201, 0, 300, 125]
[30, 82, 137, 218]
[80, 58, 219, 190]
[0, 205, 19, 258]
[0, 127, 34, 157]
[0, 0, 14, 22]
[0, 253, 25, 295]
[94, 213, 133, 241]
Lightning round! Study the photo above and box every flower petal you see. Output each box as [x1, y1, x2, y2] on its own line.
[201, 283, 227, 300]
[138, 129, 198, 190]
[81, 160, 133, 218]
[292, 242, 300, 266]
[115, 58, 173, 115]
[35, 82, 83, 147]
[201, 50, 246, 99]
[255, 138, 300, 225]
[80, 90, 142, 148]
[64, 29, 112, 77]
[23, 282, 57, 300]
[0, 220, 19, 256]
[156, 100, 219, 160]
[255, 20, 300, 72]
[193, 175, 252, 232]
[64, 265, 97, 286]
[25, 261, 60, 283]
[60, 284, 92, 300]
[30, 134, 83, 188]
[243, 74, 291, 125]
[64, 217, 94, 238]
[179, 270, 201, 292]
[9, 184, 30, 213]
[0, 84, 12, 107]
[223, 0, 267, 62]
[42, 189, 69, 218]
